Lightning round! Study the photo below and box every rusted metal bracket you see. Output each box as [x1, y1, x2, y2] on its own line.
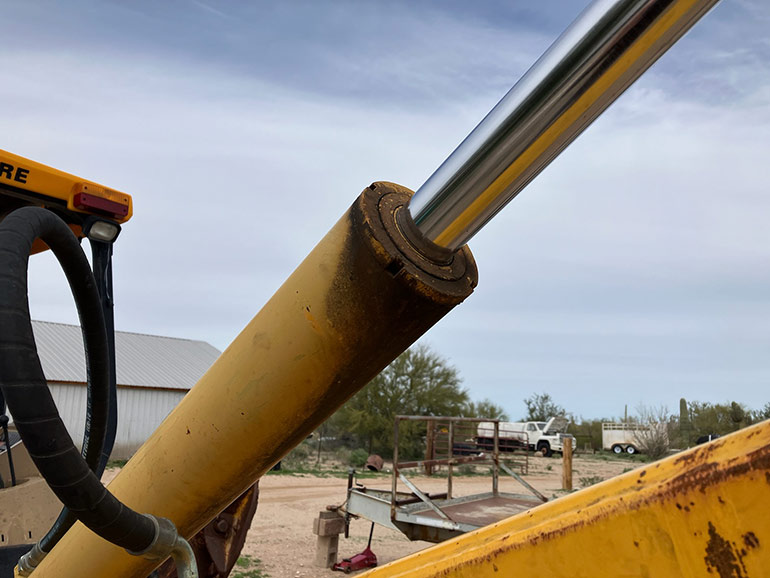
[155, 482, 259, 578]
[498, 462, 547, 503]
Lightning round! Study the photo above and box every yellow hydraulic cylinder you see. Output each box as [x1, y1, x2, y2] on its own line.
[27, 182, 477, 577]
[362, 420, 770, 577]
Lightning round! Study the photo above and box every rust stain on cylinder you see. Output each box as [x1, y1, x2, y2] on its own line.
[704, 522, 748, 578]
[303, 181, 478, 432]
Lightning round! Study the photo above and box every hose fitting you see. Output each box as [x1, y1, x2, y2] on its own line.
[16, 544, 47, 577]
[128, 515, 198, 578]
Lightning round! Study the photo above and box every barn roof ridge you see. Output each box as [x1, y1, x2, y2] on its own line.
[32, 319, 209, 344]
[30, 320, 221, 391]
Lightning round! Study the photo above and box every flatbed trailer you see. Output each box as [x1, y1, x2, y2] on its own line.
[344, 416, 547, 543]
[347, 487, 544, 543]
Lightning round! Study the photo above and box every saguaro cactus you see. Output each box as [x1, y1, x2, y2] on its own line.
[679, 398, 692, 447]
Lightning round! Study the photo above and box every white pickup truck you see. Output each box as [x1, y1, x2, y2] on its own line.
[477, 417, 575, 457]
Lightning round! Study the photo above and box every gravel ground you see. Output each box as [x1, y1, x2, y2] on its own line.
[239, 453, 638, 577]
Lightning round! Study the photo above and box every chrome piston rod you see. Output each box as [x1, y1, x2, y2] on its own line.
[408, 0, 720, 251]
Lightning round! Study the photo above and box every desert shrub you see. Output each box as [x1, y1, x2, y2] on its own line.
[283, 441, 312, 468]
[579, 475, 604, 487]
[348, 448, 369, 467]
[633, 405, 671, 460]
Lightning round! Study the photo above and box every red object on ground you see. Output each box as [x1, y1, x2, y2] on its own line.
[333, 522, 377, 573]
[332, 546, 377, 574]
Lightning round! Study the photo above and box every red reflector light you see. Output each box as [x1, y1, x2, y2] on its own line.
[73, 192, 129, 218]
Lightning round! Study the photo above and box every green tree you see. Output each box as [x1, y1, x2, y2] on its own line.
[742, 402, 769, 425]
[329, 345, 470, 458]
[570, 417, 609, 451]
[688, 401, 749, 437]
[753, 402, 770, 422]
[730, 401, 745, 428]
[463, 399, 508, 420]
[523, 393, 565, 421]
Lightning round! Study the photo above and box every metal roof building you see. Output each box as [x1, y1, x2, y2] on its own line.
[28, 320, 221, 460]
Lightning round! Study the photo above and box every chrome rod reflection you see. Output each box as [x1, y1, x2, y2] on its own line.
[408, 0, 719, 250]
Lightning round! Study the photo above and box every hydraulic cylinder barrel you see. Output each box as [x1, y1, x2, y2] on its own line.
[29, 183, 477, 577]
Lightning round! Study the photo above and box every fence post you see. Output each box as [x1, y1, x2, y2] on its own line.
[562, 436, 573, 491]
[425, 421, 435, 476]
[447, 421, 454, 500]
[391, 418, 399, 522]
[493, 421, 499, 496]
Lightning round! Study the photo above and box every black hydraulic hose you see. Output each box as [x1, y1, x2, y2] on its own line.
[40, 246, 114, 552]
[0, 207, 156, 553]
[0, 209, 110, 556]
[89, 239, 119, 475]
[0, 389, 17, 487]
[1, 411, 16, 486]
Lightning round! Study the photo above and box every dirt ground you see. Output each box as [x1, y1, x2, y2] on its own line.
[240, 454, 640, 578]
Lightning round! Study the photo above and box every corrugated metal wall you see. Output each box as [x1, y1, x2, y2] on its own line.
[49, 383, 185, 461]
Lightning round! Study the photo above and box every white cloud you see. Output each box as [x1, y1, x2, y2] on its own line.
[5, 0, 770, 420]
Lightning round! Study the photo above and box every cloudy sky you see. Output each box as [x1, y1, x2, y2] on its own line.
[3, 0, 769, 421]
